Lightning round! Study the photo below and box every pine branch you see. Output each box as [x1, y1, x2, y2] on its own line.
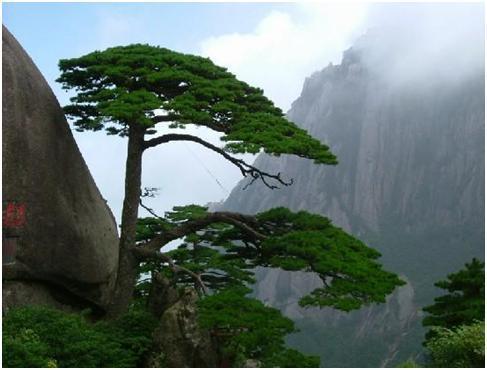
[143, 133, 293, 189]
[139, 211, 266, 252]
[139, 199, 165, 222]
[132, 247, 208, 294]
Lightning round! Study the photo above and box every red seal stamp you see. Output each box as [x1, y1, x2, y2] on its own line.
[3, 202, 26, 228]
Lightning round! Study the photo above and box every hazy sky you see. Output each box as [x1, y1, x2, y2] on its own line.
[2, 2, 368, 224]
[3, 1, 484, 225]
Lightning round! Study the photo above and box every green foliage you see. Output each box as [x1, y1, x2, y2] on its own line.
[197, 287, 319, 367]
[262, 348, 321, 368]
[395, 359, 421, 368]
[396, 360, 423, 368]
[423, 258, 484, 339]
[96, 308, 158, 365]
[134, 205, 404, 367]
[136, 205, 404, 311]
[257, 208, 404, 311]
[412, 259, 486, 368]
[425, 321, 485, 368]
[167, 204, 209, 221]
[2, 328, 54, 368]
[57, 44, 336, 164]
[2, 306, 156, 368]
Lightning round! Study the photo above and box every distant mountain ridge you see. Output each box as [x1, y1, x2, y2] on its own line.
[221, 33, 484, 366]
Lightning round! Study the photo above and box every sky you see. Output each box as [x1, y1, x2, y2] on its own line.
[2, 1, 369, 224]
[2, 1, 484, 226]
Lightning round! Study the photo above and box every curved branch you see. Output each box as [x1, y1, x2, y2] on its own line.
[132, 247, 208, 294]
[140, 211, 266, 252]
[143, 133, 293, 189]
[139, 199, 166, 222]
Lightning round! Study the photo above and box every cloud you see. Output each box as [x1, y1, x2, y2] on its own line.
[360, 3, 485, 88]
[200, 3, 484, 106]
[200, 3, 368, 111]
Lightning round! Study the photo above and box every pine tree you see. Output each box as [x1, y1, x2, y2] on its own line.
[57, 44, 403, 323]
[57, 43, 407, 367]
[57, 44, 339, 316]
[423, 258, 485, 340]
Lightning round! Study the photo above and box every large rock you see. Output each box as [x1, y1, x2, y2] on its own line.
[147, 289, 218, 368]
[2, 281, 81, 315]
[2, 26, 119, 310]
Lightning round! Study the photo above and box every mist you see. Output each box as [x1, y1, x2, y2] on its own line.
[357, 3, 484, 88]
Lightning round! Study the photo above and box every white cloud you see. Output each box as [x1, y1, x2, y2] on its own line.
[200, 3, 368, 111]
[362, 3, 484, 88]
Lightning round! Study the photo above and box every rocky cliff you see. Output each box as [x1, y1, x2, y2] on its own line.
[2, 26, 119, 312]
[222, 33, 484, 366]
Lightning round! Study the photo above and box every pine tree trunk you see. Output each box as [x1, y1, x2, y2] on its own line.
[107, 125, 145, 317]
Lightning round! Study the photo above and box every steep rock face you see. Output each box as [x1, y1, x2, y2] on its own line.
[223, 37, 484, 366]
[2, 26, 119, 310]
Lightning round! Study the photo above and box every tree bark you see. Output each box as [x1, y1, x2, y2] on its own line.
[107, 125, 145, 317]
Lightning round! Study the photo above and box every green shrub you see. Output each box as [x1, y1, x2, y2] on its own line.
[2, 327, 54, 367]
[95, 307, 158, 365]
[262, 348, 320, 368]
[2, 306, 156, 368]
[395, 359, 421, 367]
[198, 287, 320, 367]
[426, 321, 485, 368]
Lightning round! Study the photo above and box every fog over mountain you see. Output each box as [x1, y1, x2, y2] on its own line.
[364, 3, 483, 87]
[220, 3, 484, 366]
